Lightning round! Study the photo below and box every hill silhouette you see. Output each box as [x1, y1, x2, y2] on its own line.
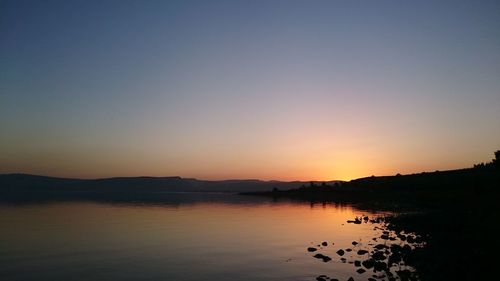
[244, 151, 500, 209]
[0, 173, 340, 203]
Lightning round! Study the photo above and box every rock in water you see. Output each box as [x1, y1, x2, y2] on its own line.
[316, 275, 328, 281]
[357, 268, 366, 274]
[321, 241, 328, 246]
[313, 253, 332, 262]
[347, 218, 362, 224]
[357, 249, 368, 255]
[307, 247, 318, 252]
[374, 261, 388, 272]
[362, 259, 375, 269]
[388, 253, 402, 265]
[336, 249, 345, 256]
[372, 251, 386, 260]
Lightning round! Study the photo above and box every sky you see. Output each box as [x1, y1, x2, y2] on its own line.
[1, 0, 500, 181]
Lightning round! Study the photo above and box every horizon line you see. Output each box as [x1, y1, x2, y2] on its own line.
[0, 167, 473, 183]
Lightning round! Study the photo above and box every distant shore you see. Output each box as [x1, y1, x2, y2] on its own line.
[242, 166, 499, 209]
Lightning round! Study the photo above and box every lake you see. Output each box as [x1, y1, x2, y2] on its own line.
[0, 193, 407, 281]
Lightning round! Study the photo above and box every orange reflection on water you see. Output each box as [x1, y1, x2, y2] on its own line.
[0, 198, 387, 281]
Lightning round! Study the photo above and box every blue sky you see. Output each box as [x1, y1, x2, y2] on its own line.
[1, 0, 500, 180]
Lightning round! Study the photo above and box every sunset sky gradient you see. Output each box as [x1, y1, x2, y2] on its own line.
[1, 0, 500, 180]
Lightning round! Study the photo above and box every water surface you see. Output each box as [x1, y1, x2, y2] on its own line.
[1, 193, 392, 281]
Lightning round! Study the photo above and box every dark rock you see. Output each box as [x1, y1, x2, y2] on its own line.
[390, 244, 402, 252]
[388, 253, 402, 265]
[374, 244, 386, 250]
[307, 247, 318, 252]
[362, 259, 375, 269]
[357, 249, 368, 255]
[313, 253, 332, 262]
[372, 251, 386, 261]
[348, 218, 362, 224]
[347, 278, 354, 281]
[380, 235, 389, 240]
[336, 249, 345, 256]
[340, 257, 347, 263]
[346, 248, 352, 252]
[373, 261, 387, 272]
[322, 241, 328, 246]
[352, 241, 358, 245]
[407, 236, 415, 243]
[354, 260, 361, 267]
[402, 244, 412, 253]
[356, 268, 366, 274]
[316, 276, 327, 281]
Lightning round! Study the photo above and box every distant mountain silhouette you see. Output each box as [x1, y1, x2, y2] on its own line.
[0, 173, 340, 194]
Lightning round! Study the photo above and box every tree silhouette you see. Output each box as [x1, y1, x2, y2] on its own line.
[493, 150, 500, 167]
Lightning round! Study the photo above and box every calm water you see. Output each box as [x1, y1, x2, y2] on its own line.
[0, 193, 394, 281]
